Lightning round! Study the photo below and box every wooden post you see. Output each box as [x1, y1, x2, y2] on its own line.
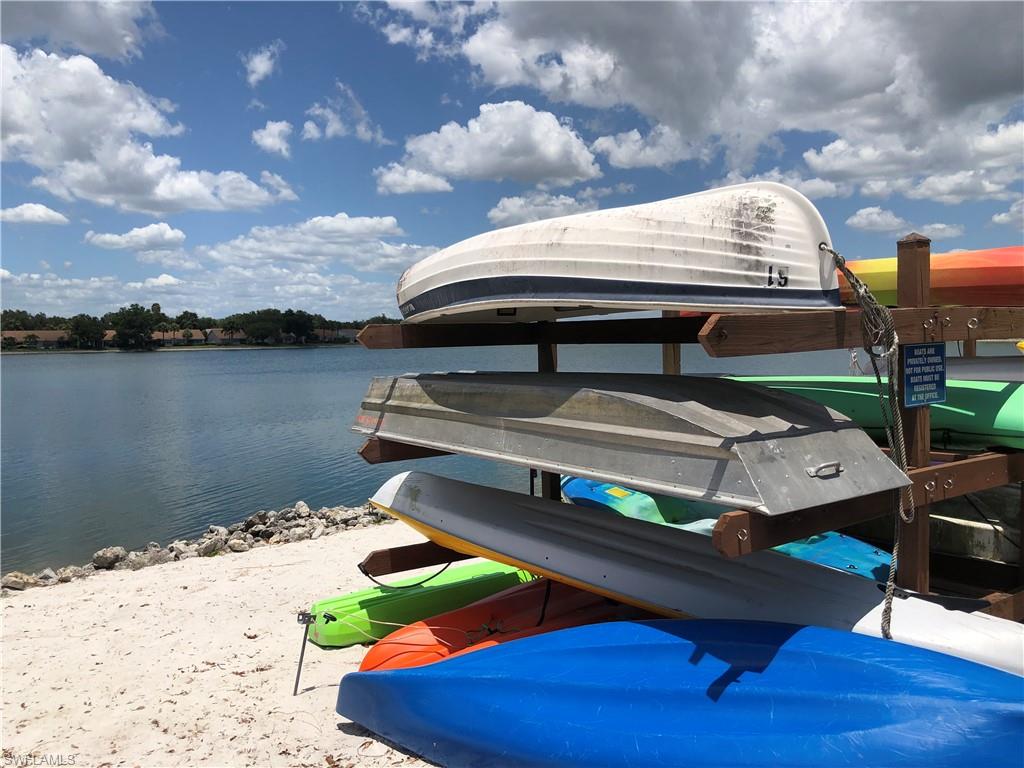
[537, 338, 561, 500]
[661, 310, 681, 374]
[896, 232, 932, 593]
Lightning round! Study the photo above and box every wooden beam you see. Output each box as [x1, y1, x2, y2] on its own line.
[358, 541, 473, 577]
[359, 437, 451, 464]
[895, 232, 932, 593]
[698, 306, 1023, 357]
[661, 310, 681, 374]
[712, 452, 1023, 558]
[537, 336, 561, 500]
[358, 316, 708, 349]
[980, 590, 1024, 621]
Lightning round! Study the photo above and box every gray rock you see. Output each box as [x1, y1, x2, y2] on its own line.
[35, 567, 58, 584]
[177, 550, 198, 561]
[251, 539, 268, 548]
[168, 540, 193, 557]
[228, 539, 250, 552]
[311, 524, 326, 540]
[2, 571, 40, 590]
[197, 536, 225, 557]
[295, 500, 311, 517]
[124, 551, 152, 571]
[208, 525, 229, 538]
[248, 524, 266, 537]
[357, 515, 375, 526]
[92, 546, 128, 569]
[145, 541, 161, 552]
[228, 522, 244, 534]
[56, 565, 87, 582]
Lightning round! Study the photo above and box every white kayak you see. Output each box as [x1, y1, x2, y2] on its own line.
[372, 471, 1024, 676]
[397, 181, 840, 323]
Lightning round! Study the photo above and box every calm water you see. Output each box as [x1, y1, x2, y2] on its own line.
[2, 343, 857, 573]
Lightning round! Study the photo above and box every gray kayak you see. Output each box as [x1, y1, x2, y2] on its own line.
[371, 471, 1024, 676]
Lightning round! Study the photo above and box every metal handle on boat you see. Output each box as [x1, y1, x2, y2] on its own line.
[805, 461, 844, 478]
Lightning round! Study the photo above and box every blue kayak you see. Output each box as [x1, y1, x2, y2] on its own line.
[562, 476, 891, 581]
[339, 619, 1023, 768]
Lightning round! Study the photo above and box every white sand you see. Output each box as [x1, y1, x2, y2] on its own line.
[2, 524, 437, 767]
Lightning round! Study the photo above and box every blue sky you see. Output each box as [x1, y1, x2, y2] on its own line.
[1, 1, 1022, 319]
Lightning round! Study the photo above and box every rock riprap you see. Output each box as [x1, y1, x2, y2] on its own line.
[1, 501, 393, 593]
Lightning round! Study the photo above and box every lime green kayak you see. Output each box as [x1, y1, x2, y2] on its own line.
[307, 561, 533, 648]
[736, 376, 1023, 451]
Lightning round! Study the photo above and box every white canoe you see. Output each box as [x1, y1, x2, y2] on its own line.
[398, 181, 840, 323]
[372, 471, 1024, 676]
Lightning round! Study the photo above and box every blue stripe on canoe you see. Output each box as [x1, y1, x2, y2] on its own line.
[339, 619, 1023, 768]
[399, 275, 841, 319]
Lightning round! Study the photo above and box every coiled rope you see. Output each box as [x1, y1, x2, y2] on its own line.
[821, 243, 915, 639]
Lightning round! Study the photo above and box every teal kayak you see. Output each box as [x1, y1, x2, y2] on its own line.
[308, 561, 533, 648]
[736, 375, 1023, 451]
[562, 477, 891, 581]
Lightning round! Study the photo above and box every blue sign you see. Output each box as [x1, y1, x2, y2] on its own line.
[903, 342, 946, 408]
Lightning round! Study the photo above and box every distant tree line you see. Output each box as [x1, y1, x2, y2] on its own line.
[1, 305, 401, 350]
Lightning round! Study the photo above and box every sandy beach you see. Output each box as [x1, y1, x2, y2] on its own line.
[2, 524, 435, 768]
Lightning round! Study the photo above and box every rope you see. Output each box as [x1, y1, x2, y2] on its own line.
[360, 561, 453, 590]
[822, 243, 915, 640]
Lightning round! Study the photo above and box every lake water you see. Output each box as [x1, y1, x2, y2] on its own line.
[2, 343, 860, 573]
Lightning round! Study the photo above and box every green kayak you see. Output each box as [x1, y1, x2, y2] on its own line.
[307, 561, 533, 648]
[736, 376, 1023, 451]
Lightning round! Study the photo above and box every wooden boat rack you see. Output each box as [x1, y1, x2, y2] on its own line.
[356, 233, 1023, 620]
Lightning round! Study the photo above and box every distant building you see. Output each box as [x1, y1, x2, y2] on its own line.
[315, 328, 358, 343]
[1, 330, 69, 349]
[151, 329, 204, 346]
[103, 330, 117, 347]
[205, 328, 247, 345]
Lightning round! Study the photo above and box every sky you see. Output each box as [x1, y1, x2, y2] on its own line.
[1, 1, 1022, 320]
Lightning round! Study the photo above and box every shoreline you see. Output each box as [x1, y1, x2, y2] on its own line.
[0, 343, 359, 356]
[1, 500, 391, 594]
[1, 516, 434, 767]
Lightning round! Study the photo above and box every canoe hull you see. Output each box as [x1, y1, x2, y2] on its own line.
[360, 577, 650, 672]
[738, 375, 1024, 451]
[399, 182, 839, 323]
[840, 247, 1024, 307]
[339, 619, 1024, 768]
[308, 562, 530, 647]
[561, 476, 891, 581]
[371, 471, 1024, 674]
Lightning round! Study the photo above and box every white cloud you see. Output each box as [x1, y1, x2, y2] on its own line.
[367, 3, 1023, 204]
[845, 207, 910, 233]
[487, 191, 598, 228]
[252, 120, 293, 158]
[125, 273, 183, 290]
[375, 101, 600, 194]
[992, 198, 1024, 228]
[301, 120, 322, 141]
[39, 260, 51, 271]
[247, 98, 267, 111]
[592, 125, 693, 169]
[136, 249, 203, 271]
[242, 39, 284, 88]
[846, 206, 963, 241]
[302, 82, 390, 145]
[716, 169, 851, 200]
[1, 45, 294, 215]
[259, 171, 298, 201]
[86, 222, 186, 251]
[1, 1, 160, 59]
[917, 223, 965, 241]
[198, 212, 436, 272]
[374, 163, 453, 195]
[0, 203, 69, 224]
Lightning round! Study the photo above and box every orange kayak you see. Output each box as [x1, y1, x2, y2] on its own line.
[839, 246, 1023, 306]
[359, 578, 652, 672]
